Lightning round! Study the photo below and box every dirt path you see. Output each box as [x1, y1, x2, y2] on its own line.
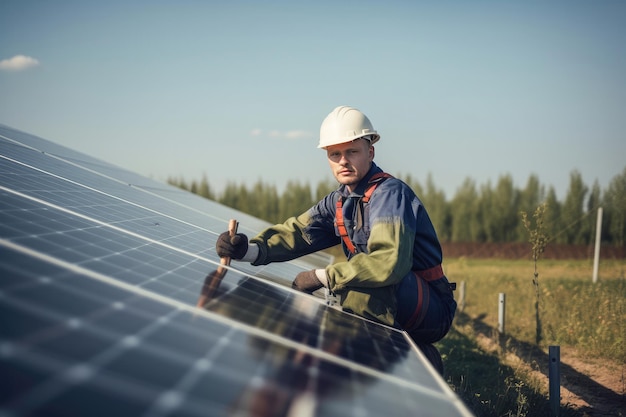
[471, 324, 625, 416]
[556, 349, 625, 415]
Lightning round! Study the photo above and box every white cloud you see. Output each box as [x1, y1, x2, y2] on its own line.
[0, 55, 40, 71]
[250, 129, 314, 140]
[285, 130, 313, 140]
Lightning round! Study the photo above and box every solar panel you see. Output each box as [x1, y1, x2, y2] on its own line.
[0, 124, 473, 417]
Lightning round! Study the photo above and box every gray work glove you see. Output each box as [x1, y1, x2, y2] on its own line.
[292, 270, 324, 294]
[216, 231, 248, 259]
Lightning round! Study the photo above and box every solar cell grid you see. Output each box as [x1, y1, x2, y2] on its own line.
[0, 132, 268, 237]
[1, 243, 464, 416]
[0, 160, 215, 252]
[0, 124, 473, 416]
[1, 140, 303, 283]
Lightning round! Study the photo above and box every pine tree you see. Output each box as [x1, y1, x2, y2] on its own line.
[516, 174, 545, 242]
[489, 174, 520, 242]
[279, 181, 314, 220]
[603, 167, 626, 247]
[560, 170, 588, 244]
[422, 173, 450, 241]
[543, 187, 562, 243]
[450, 178, 480, 242]
[315, 179, 338, 201]
[198, 174, 214, 200]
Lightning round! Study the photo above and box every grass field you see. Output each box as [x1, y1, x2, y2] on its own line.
[439, 257, 625, 416]
[443, 258, 625, 362]
[326, 245, 625, 415]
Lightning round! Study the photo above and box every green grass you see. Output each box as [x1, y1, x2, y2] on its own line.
[439, 257, 625, 416]
[326, 246, 626, 415]
[438, 318, 584, 417]
[444, 258, 626, 362]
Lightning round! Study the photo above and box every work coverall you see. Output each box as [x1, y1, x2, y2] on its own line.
[250, 162, 457, 355]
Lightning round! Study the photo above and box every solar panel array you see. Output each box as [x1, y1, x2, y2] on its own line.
[0, 124, 473, 417]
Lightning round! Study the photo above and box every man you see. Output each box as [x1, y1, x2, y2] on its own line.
[216, 105, 456, 373]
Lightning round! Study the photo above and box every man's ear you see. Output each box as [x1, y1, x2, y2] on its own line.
[369, 145, 375, 161]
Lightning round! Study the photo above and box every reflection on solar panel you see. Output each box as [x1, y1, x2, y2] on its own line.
[1, 124, 473, 417]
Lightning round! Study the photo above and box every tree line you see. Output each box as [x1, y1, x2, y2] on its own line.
[167, 167, 626, 247]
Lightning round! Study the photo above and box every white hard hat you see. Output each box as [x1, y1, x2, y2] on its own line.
[318, 106, 380, 149]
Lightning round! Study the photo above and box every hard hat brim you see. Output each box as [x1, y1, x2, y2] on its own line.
[317, 133, 380, 149]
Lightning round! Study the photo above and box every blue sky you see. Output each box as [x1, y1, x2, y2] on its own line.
[1, 0, 625, 201]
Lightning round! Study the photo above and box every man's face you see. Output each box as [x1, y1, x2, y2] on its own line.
[326, 138, 374, 191]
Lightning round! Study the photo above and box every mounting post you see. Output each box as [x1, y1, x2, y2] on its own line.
[549, 346, 561, 416]
[592, 207, 603, 284]
[498, 293, 505, 335]
[458, 281, 466, 312]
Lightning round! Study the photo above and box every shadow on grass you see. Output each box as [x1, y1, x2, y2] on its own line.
[437, 312, 606, 417]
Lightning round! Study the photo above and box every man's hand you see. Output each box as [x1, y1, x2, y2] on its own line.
[292, 270, 324, 294]
[216, 232, 248, 259]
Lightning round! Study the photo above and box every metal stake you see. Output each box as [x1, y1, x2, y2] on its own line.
[549, 346, 561, 416]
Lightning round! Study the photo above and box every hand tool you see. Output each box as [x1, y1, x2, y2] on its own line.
[197, 219, 238, 308]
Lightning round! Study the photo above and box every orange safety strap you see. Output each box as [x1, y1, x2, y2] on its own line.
[335, 172, 393, 254]
[362, 172, 393, 203]
[415, 264, 444, 282]
[335, 200, 357, 254]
